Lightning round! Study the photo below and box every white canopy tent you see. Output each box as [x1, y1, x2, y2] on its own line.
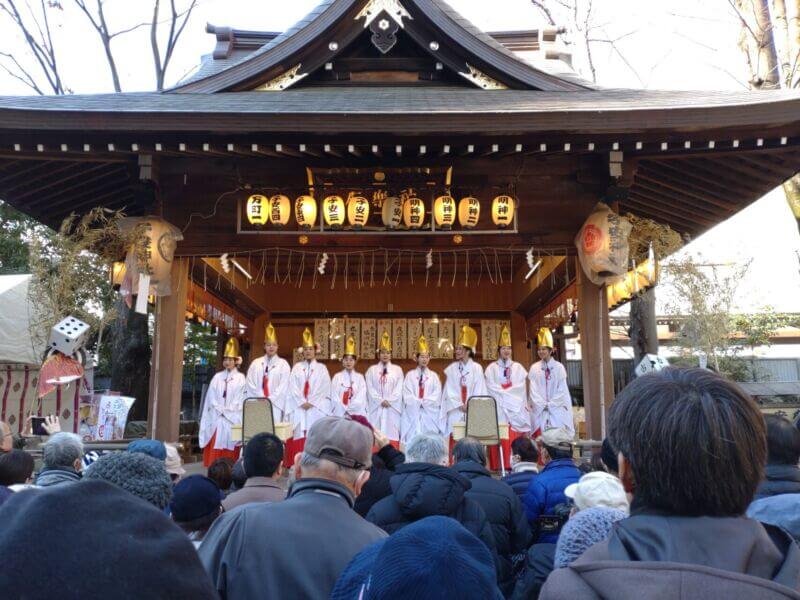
[0, 274, 45, 365]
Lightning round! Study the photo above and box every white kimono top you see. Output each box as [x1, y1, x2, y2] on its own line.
[401, 367, 444, 443]
[528, 358, 574, 435]
[245, 354, 291, 423]
[199, 369, 247, 451]
[330, 369, 368, 419]
[485, 359, 531, 433]
[366, 362, 404, 441]
[441, 359, 487, 436]
[287, 360, 331, 439]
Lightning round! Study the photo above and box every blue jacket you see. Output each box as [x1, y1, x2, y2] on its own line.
[502, 466, 537, 503]
[523, 458, 580, 543]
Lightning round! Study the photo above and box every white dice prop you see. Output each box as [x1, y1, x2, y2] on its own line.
[48, 316, 90, 356]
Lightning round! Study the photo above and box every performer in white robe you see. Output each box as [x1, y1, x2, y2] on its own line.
[245, 322, 291, 425]
[331, 336, 368, 419]
[199, 337, 247, 467]
[401, 335, 443, 445]
[441, 325, 487, 442]
[484, 325, 531, 470]
[285, 328, 332, 464]
[366, 331, 404, 448]
[528, 327, 574, 436]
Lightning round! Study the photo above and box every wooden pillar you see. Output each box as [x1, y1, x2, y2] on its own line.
[249, 313, 269, 364]
[576, 259, 614, 441]
[511, 311, 531, 369]
[148, 258, 189, 442]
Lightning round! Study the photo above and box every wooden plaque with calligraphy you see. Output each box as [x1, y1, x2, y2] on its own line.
[313, 319, 330, 360]
[360, 319, 376, 359]
[392, 318, 408, 359]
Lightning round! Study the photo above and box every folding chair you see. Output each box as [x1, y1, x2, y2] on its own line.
[241, 396, 276, 444]
[465, 395, 506, 477]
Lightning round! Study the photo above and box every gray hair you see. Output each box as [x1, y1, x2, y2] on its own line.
[406, 433, 448, 465]
[299, 452, 362, 486]
[42, 432, 84, 469]
[453, 437, 487, 466]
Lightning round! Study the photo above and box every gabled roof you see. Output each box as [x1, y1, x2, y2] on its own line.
[172, 0, 592, 93]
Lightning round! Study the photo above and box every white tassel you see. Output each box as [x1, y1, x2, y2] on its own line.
[220, 253, 231, 273]
[318, 252, 329, 275]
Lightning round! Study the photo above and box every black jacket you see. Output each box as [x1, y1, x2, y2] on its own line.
[366, 463, 500, 574]
[753, 463, 800, 501]
[502, 467, 537, 504]
[454, 461, 532, 590]
[354, 444, 405, 517]
[511, 543, 555, 600]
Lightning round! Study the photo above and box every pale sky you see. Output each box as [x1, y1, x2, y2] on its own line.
[0, 0, 798, 313]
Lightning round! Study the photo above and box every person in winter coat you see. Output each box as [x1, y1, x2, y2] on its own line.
[453, 437, 531, 594]
[523, 428, 580, 543]
[752, 414, 800, 501]
[502, 436, 538, 502]
[199, 417, 385, 600]
[34, 432, 84, 487]
[748, 493, 800, 543]
[349, 416, 406, 518]
[84, 451, 173, 510]
[366, 432, 500, 576]
[541, 368, 800, 600]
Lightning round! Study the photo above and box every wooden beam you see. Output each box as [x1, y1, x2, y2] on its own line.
[627, 189, 719, 225]
[11, 163, 115, 202]
[511, 310, 531, 369]
[0, 161, 77, 193]
[148, 257, 189, 442]
[624, 195, 708, 229]
[632, 180, 730, 217]
[577, 259, 613, 440]
[637, 167, 740, 211]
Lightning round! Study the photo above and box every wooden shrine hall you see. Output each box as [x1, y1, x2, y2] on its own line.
[0, 0, 799, 442]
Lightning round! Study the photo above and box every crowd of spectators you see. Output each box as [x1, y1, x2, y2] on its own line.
[1, 367, 799, 600]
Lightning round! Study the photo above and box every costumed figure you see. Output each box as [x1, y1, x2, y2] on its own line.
[401, 335, 443, 445]
[285, 328, 332, 464]
[484, 325, 531, 471]
[330, 336, 368, 419]
[528, 327, 574, 436]
[199, 337, 247, 467]
[441, 325, 487, 446]
[366, 331, 404, 448]
[245, 323, 291, 425]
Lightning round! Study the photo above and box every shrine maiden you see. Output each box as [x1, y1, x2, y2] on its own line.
[199, 338, 247, 467]
[485, 325, 531, 470]
[285, 328, 332, 463]
[366, 331, 404, 447]
[441, 325, 487, 437]
[245, 323, 291, 424]
[330, 336, 368, 418]
[528, 327, 574, 436]
[401, 335, 443, 444]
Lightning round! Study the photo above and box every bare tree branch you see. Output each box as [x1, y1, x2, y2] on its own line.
[530, 0, 556, 26]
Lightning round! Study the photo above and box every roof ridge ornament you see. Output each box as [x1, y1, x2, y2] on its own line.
[356, 0, 412, 28]
[459, 64, 508, 90]
[254, 64, 308, 91]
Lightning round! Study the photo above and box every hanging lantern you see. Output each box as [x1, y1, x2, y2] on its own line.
[403, 194, 425, 229]
[323, 195, 345, 229]
[433, 195, 456, 230]
[458, 197, 480, 228]
[268, 194, 290, 227]
[295, 195, 317, 229]
[492, 195, 516, 228]
[246, 194, 269, 225]
[381, 196, 403, 229]
[347, 195, 370, 229]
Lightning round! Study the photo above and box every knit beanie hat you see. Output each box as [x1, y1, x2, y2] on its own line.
[330, 516, 503, 600]
[554, 506, 627, 568]
[128, 439, 167, 461]
[84, 451, 172, 509]
[170, 475, 222, 522]
[0, 480, 218, 599]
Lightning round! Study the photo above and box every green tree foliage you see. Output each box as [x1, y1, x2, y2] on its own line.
[0, 201, 51, 274]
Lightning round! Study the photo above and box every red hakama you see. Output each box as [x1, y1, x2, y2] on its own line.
[203, 431, 241, 467]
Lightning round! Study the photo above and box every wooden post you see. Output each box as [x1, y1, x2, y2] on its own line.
[576, 259, 614, 441]
[249, 313, 269, 364]
[511, 311, 530, 369]
[147, 258, 189, 442]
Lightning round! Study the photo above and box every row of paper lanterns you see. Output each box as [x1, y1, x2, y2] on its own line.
[246, 193, 516, 230]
